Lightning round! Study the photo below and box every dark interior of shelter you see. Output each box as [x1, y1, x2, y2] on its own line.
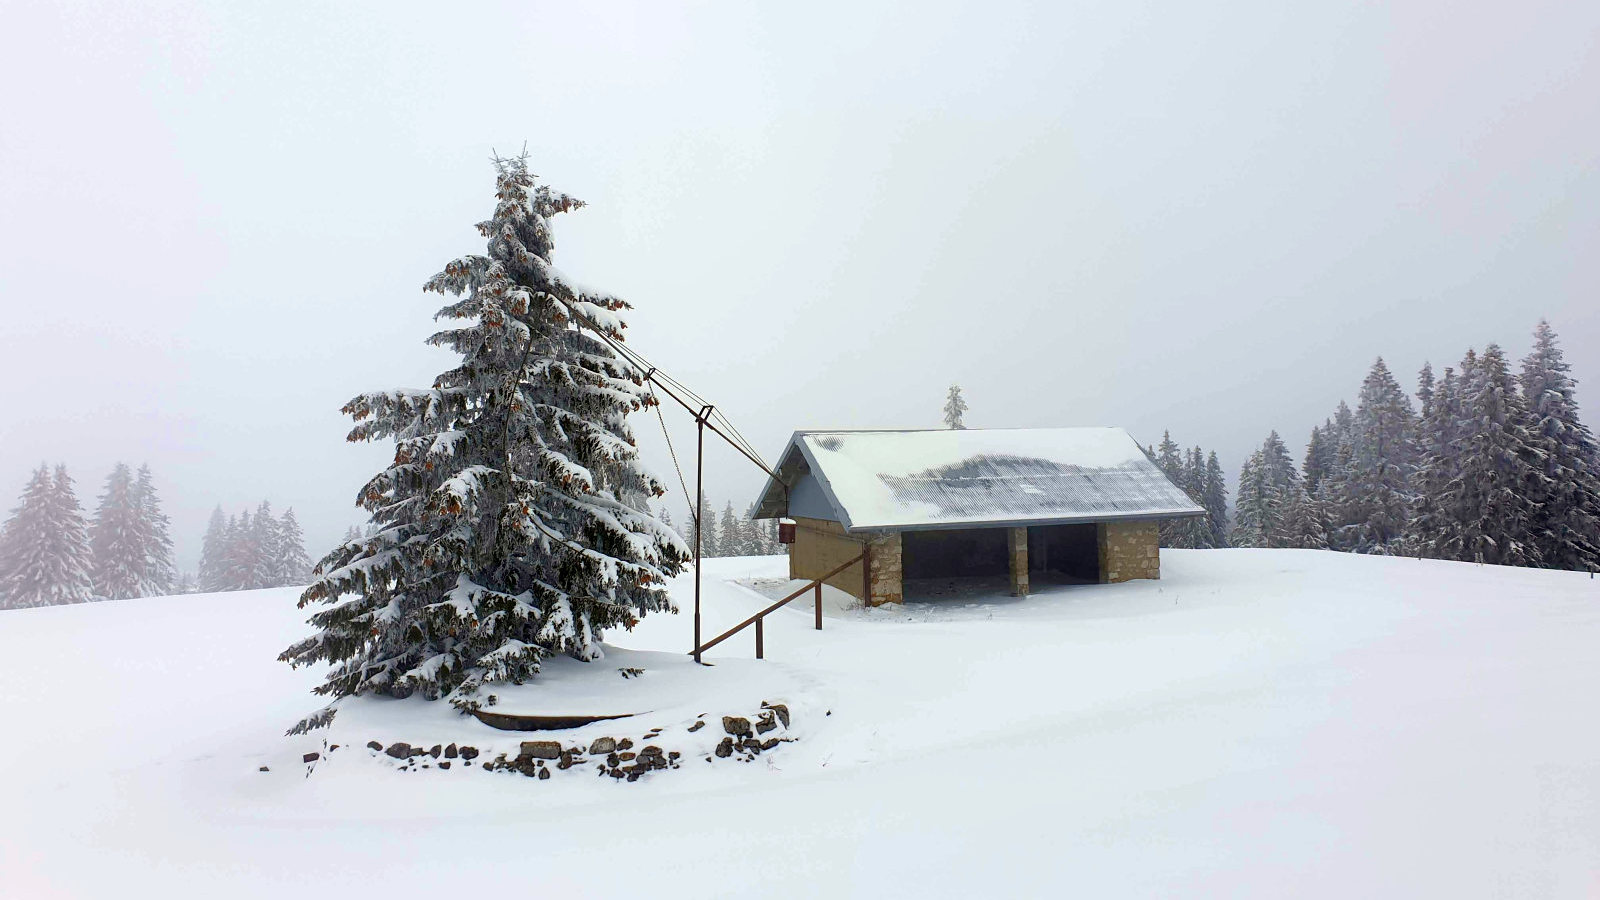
[1028, 523, 1101, 584]
[900, 523, 1101, 587]
[901, 528, 1009, 579]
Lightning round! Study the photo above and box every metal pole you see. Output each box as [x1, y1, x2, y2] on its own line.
[692, 408, 708, 664]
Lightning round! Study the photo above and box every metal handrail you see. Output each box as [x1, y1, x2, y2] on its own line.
[692, 551, 866, 658]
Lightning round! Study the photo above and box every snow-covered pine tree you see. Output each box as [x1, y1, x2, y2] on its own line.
[943, 384, 968, 430]
[1327, 358, 1417, 554]
[3, 465, 96, 608]
[221, 510, 253, 591]
[133, 464, 175, 597]
[1181, 447, 1215, 548]
[276, 508, 313, 585]
[279, 154, 686, 729]
[1416, 362, 1436, 424]
[0, 467, 48, 608]
[1444, 344, 1546, 566]
[1234, 432, 1299, 548]
[1232, 450, 1267, 548]
[1202, 451, 1229, 547]
[718, 502, 742, 558]
[198, 507, 227, 592]
[1303, 424, 1334, 496]
[1154, 431, 1185, 547]
[1518, 321, 1600, 571]
[249, 501, 280, 589]
[1281, 485, 1330, 549]
[89, 462, 145, 601]
[1407, 365, 1458, 558]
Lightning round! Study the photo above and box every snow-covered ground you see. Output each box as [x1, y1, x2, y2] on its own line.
[2, 550, 1597, 897]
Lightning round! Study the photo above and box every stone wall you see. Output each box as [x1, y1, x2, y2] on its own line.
[790, 517, 903, 605]
[1097, 520, 1160, 582]
[1007, 527, 1029, 596]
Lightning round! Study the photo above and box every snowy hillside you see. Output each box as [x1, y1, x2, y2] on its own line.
[2, 550, 1597, 897]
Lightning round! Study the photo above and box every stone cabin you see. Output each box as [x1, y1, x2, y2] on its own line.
[751, 427, 1205, 606]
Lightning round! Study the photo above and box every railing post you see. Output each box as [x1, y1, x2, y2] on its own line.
[755, 618, 764, 660]
[814, 582, 823, 630]
[862, 543, 872, 607]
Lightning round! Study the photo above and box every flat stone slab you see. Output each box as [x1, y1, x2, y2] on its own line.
[470, 709, 636, 732]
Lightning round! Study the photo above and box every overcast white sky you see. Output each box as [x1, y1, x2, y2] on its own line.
[2, 1, 1596, 569]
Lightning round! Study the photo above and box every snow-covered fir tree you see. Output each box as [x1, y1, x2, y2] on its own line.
[943, 384, 968, 430]
[720, 502, 749, 557]
[221, 511, 254, 591]
[275, 508, 313, 585]
[1517, 321, 1600, 571]
[1325, 358, 1416, 554]
[280, 154, 686, 729]
[248, 501, 280, 589]
[1178, 447, 1215, 548]
[89, 463, 145, 600]
[1407, 365, 1460, 558]
[133, 464, 175, 596]
[1233, 432, 1300, 548]
[1281, 486, 1329, 549]
[1153, 432, 1185, 547]
[1202, 451, 1230, 547]
[1, 465, 96, 609]
[685, 487, 714, 559]
[198, 507, 227, 592]
[1440, 344, 1546, 566]
[1302, 423, 1336, 497]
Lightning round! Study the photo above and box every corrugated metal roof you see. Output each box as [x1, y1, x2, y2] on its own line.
[752, 427, 1205, 532]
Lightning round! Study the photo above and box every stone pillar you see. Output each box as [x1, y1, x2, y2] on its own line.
[1008, 527, 1030, 596]
[1096, 520, 1161, 583]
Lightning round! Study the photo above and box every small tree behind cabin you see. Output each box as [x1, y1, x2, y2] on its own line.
[943, 385, 968, 430]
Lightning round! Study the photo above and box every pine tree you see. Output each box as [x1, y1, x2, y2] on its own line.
[1327, 358, 1416, 553]
[2, 465, 96, 608]
[248, 501, 279, 589]
[1408, 365, 1460, 558]
[1303, 424, 1335, 496]
[1282, 486, 1330, 550]
[198, 507, 227, 592]
[691, 488, 717, 558]
[1202, 451, 1229, 547]
[1154, 431, 1185, 547]
[276, 508, 313, 585]
[1234, 432, 1300, 548]
[280, 154, 685, 729]
[943, 384, 968, 430]
[720, 502, 743, 557]
[89, 463, 145, 600]
[1518, 321, 1600, 571]
[133, 464, 175, 596]
[1233, 450, 1268, 548]
[1444, 344, 1545, 566]
[222, 511, 253, 591]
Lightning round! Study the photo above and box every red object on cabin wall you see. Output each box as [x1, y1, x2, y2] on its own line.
[778, 519, 796, 544]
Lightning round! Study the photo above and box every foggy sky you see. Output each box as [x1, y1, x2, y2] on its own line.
[2, 1, 1597, 571]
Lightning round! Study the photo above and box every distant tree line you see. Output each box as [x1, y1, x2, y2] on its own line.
[671, 492, 786, 559]
[197, 503, 312, 592]
[1229, 321, 1600, 571]
[0, 462, 175, 608]
[1143, 434, 1231, 549]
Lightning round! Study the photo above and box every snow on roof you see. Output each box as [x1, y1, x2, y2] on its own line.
[753, 427, 1206, 532]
